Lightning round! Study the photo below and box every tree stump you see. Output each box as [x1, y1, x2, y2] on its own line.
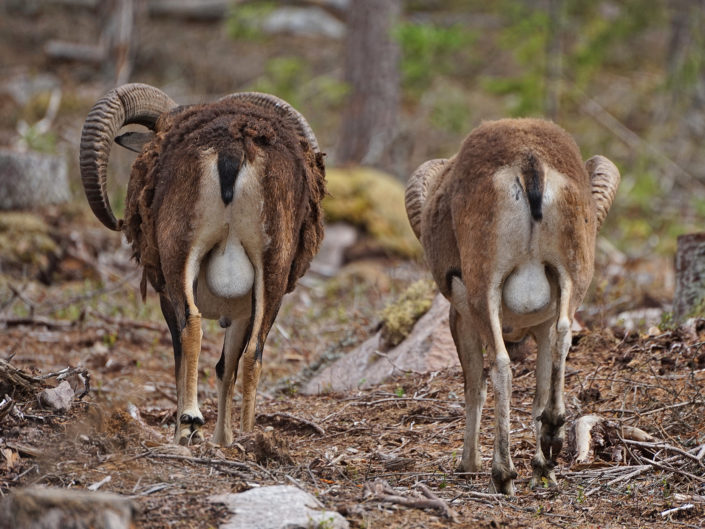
[672, 232, 705, 321]
[0, 149, 69, 210]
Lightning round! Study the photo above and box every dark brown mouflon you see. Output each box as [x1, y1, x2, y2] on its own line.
[80, 83, 325, 446]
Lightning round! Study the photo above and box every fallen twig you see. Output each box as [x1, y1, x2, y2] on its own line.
[258, 412, 325, 435]
[661, 504, 695, 518]
[87, 475, 112, 491]
[416, 483, 459, 522]
[4, 442, 43, 458]
[0, 395, 15, 421]
[0, 316, 73, 330]
[584, 465, 651, 497]
[364, 478, 458, 522]
[128, 482, 172, 498]
[147, 452, 255, 479]
[622, 439, 704, 465]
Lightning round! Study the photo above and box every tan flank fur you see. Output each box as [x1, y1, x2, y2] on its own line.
[405, 118, 620, 495]
[80, 84, 325, 445]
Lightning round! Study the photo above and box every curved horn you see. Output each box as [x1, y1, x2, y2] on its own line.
[218, 92, 320, 154]
[79, 83, 177, 231]
[404, 159, 449, 240]
[585, 155, 620, 232]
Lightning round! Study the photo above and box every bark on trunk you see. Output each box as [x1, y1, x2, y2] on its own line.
[673, 232, 705, 321]
[336, 0, 400, 170]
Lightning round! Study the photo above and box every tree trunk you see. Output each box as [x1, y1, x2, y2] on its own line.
[672, 232, 705, 321]
[336, 0, 400, 171]
[100, 0, 135, 85]
[544, 0, 563, 120]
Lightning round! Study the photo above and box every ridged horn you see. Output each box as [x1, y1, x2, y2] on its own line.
[585, 155, 620, 232]
[404, 159, 449, 240]
[218, 92, 320, 154]
[79, 83, 177, 231]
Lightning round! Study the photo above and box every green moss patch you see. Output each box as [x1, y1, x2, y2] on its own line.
[379, 279, 437, 348]
[323, 166, 422, 259]
[0, 212, 58, 271]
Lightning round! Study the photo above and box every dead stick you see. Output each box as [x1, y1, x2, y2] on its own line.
[645, 459, 705, 483]
[4, 442, 43, 458]
[623, 439, 704, 464]
[0, 316, 73, 329]
[661, 504, 695, 518]
[147, 453, 253, 472]
[257, 412, 325, 435]
[365, 479, 458, 521]
[416, 483, 459, 522]
[585, 465, 651, 497]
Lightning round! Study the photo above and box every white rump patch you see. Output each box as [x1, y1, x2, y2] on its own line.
[206, 226, 254, 299]
[502, 261, 551, 315]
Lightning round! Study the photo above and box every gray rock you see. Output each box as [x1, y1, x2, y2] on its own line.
[210, 485, 348, 529]
[0, 487, 135, 529]
[262, 7, 345, 39]
[310, 223, 358, 276]
[609, 307, 664, 332]
[38, 380, 74, 412]
[301, 294, 458, 394]
[0, 149, 69, 210]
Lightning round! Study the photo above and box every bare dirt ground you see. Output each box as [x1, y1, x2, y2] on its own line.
[1, 210, 704, 529]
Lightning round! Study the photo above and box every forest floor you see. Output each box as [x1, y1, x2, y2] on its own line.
[1, 209, 704, 529]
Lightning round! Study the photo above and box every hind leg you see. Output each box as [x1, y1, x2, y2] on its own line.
[450, 305, 486, 473]
[530, 319, 558, 488]
[160, 287, 204, 445]
[213, 316, 250, 445]
[487, 295, 517, 495]
[532, 280, 573, 486]
[239, 339, 262, 432]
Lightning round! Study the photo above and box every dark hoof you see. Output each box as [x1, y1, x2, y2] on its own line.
[180, 413, 205, 426]
[177, 424, 205, 446]
[491, 467, 518, 496]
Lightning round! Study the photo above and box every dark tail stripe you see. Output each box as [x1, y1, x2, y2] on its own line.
[218, 152, 241, 205]
[522, 151, 544, 222]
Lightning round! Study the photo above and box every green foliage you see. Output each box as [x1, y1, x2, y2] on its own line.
[429, 84, 470, 134]
[250, 56, 307, 107]
[394, 21, 476, 99]
[225, 2, 275, 41]
[483, 0, 664, 116]
[482, 1, 549, 116]
[659, 311, 676, 332]
[18, 124, 57, 154]
[568, 1, 664, 86]
[249, 56, 348, 111]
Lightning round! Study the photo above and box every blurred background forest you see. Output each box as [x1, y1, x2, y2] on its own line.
[1, 0, 705, 307]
